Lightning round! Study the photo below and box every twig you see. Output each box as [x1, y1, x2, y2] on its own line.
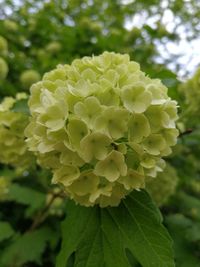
[179, 128, 193, 137]
[28, 191, 65, 232]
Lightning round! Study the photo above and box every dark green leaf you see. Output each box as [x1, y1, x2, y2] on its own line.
[8, 183, 46, 216]
[0, 227, 53, 267]
[0, 221, 14, 242]
[57, 190, 175, 267]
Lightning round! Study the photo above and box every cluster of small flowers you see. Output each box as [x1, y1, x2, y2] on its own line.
[179, 68, 200, 117]
[0, 93, 34, 168]
[146, 163, 178, 207]
[26, 52, 178, 207]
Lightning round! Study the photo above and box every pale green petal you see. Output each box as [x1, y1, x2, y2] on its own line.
[43, 66, 66, 81]
[74, 96, 101, 127]
[94, 150, 127, 182]
[162, 128, 179, 146]
[89, 183, 113, 203]
[96, 87, 120, 106]
[40, 89, 57, 108]
[128, 113, 150, 143]
[122, 83, 152, 113]
[67, 119, 89, 149]
[103, 69, 119, 86]
[140, 154, 156, 169]
[60, 148, 84, 166]
[38, 151, 61, 169]
[81, 68, 97, 82]
[37, 140, 55, 153]
[52, 165, 80, 186]
[67, 171, 99, 196]
[164, 100, 178, 120]
[80, 132, 111, 162]
[94, 107, 129, 139]
[143, 134, 166, 155]
[98, 184, 127, 208]
[68, 79, 92, 97]
[119, 169, 145, 190]
[145, 106, 169, 132]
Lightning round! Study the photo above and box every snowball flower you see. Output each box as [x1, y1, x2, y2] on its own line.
[46, 41, 62, 54]
[0, 93, 34, 168]
[0, 36, 8, 56]
[3, 20, 18, 31]
[20, 70, 41, 90]
[179, 67, 200, 125]
[0, 57, 8, 80]
[146, 163, 178, 207]
[26, 52, 178, 207]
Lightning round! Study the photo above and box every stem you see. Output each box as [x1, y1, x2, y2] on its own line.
[28, 191, 65, 232]
[179, 128, 193, 137]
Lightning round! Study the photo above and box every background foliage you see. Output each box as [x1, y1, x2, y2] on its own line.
[0, 0, 200, 266]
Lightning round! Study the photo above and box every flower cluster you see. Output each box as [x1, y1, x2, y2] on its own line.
[20, 70, 41, 90]
[0, 36, 8, 56]
[3, 20, 18, 32]
[26, 52, 178, 207]
[179, 68, 200, 118]
[0, 93, 34, 168]
[46, 41, 62, 54]
[146, 163, 178, 206]
[0, 57, 8, 80]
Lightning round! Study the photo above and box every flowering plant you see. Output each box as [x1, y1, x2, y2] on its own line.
[26, 52, 178, 207]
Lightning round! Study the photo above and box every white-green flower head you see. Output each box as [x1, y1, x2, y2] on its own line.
[20, 70, 41, 90]
[0, 57, 8, 80]
[146, 163, 179, 207]
[26, 52, 179, 207]
[3, 20, 18, 32]
[46, 41, 62, 54]
[0, 93, 34, 168]
[179, 68, 200, 118]
[0, 36, 8, 56]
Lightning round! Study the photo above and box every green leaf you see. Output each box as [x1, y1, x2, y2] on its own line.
[12, 98, 30, 115]
[57, 190, 175, 267]
[0, 221, 14, 242]
[0, 227, 54, 267]
[8, 183, 46, 216]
